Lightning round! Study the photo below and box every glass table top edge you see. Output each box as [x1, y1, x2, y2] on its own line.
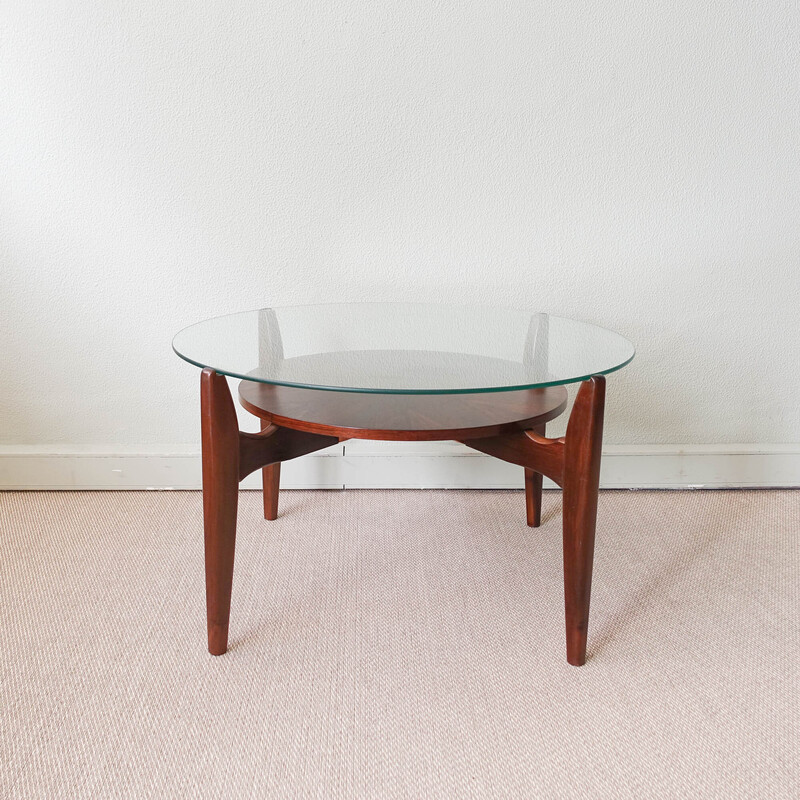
[172, 304, 635, 395]
[172, 346, 635, 395]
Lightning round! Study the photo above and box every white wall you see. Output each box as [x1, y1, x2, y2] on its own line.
[2, 3, 799, 486]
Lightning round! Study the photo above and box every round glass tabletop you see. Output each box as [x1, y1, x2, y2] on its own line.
[172, 304, 634, 394]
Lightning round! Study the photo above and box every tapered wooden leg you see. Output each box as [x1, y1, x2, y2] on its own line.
[524, 423, 545, 526]
[262, 463, 280, 520]
[454, 379, 609, 665]
[524, 469, 543, 526]
[260, 419, 281, 520]
[201, 368, 240, 656]
[561, 376, 605, 666]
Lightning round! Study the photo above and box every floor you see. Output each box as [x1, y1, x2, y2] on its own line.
[1, 489, 797, 799]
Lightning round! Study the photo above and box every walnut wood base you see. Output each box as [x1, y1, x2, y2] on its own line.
[200, 369, 605, 665]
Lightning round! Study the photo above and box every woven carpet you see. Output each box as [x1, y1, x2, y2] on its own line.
[1, 490, 797, 799]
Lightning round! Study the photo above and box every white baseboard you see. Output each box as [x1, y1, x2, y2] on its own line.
[0, 442, 798, 490]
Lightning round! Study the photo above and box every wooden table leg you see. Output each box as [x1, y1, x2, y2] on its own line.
[459, 376, 606, 665]
[200, 371, 339, 655]
[524, 423, 546, 527]
[261, 419, 281, 520]
[562, 376, 605, 666]
[201, 368, 241, 656]
[262, 464, 281, 520]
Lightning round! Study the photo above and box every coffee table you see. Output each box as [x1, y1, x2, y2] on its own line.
[173, 304, 634, 665]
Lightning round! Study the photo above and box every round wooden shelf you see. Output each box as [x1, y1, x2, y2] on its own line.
[238, 380, 568, 441]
